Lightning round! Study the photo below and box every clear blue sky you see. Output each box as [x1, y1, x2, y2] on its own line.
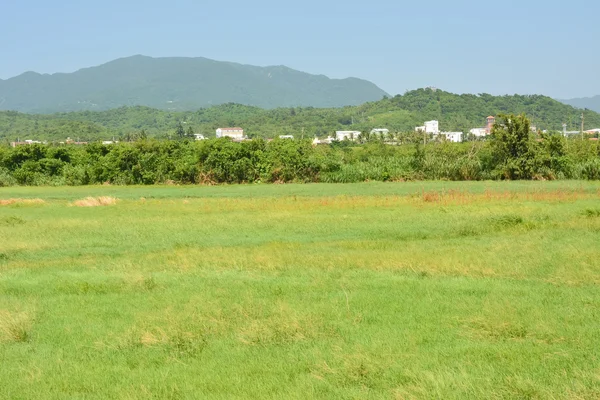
[1, 0, 597, 99]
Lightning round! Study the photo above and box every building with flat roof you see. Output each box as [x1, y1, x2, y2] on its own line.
[438, 132, 463, 143]
[415, 121, 439, 135]
[10, 139, 43, 147]
[216, 127, 244, 139]
[335, 131, 360, 141]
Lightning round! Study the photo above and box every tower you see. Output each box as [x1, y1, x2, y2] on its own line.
[486, 116, 495, 134]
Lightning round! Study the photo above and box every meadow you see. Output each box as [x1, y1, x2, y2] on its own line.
[1, 181, 600, 399]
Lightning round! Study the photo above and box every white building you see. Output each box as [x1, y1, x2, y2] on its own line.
[425, 120, 439, 134]
[335, 131, 360, 141]
[216, 127, 244, 139]
[313, 136, 335, 145]
[438, 132, 463, 143]
[279, 135, 294, 139]
[415, 121, 439, 135]
[469, 128, 488, 137]
[194, 134, 206, 141]
[10, 140, 43, 147]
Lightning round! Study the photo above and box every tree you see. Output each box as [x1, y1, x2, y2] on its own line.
[490, 114, 535, 179]
[186, 126, 194, 138]
[176, 123, 185, 139]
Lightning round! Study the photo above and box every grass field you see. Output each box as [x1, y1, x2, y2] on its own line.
[1, 181, 600, 399]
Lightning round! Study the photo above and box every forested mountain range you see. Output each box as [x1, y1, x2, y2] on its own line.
[0, 55, 388, 113]
[559, 96, 600, 113]
[2, 89, 599, 142]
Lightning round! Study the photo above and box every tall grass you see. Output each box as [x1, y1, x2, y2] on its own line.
[1, 182, 600, 398]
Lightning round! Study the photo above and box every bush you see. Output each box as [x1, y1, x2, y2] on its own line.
[577, 159, 600, 180]
[0, 168, 17, 187]
[0, 123, 598, 186]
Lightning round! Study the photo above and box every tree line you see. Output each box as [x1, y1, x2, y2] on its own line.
[1, 115, 599, 187]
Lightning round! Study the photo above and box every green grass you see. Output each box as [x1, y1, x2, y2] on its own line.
[1, 181, 600, 399]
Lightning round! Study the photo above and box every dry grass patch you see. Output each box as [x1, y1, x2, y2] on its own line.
[72, 196, 118, 207]
[0, 310, 33, 343]
[418, 189, 595, 206]
[111, 317, 208, 359]
[0, 198, 45, 206]
[311, 350, 391, 389]
[237, 303, 334, 346]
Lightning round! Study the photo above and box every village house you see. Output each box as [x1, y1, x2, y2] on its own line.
[216, 127, 244, 140]
[10, 139, 43, 147]
[335, 131, 360, 141]
[312, 136, 335, 145]
[438, 132, 463, 143]
[469, 116, 496, 137]
[415, 120, 463, 143]
[415, 120, 439, 135]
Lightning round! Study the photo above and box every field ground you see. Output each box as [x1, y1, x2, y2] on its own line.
[1, 181, 600, 399]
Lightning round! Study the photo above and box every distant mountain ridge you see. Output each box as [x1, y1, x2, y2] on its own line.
[558, 96, 600, 113]
[0, 55, 389, 113]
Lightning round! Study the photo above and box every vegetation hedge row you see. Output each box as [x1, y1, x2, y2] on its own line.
[1, 115, 599, 186]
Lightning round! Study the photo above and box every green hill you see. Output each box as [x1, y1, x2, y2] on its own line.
[0, 55, 388, 113]
[2, 88, 599, 142]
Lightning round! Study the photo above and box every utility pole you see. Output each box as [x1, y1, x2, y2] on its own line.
[581, 112, 585, 140]
[301, 127, 304, 140]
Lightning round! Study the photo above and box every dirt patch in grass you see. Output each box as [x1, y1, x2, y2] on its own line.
[0, 198, 45, 206]
[72, 196, 118, 207]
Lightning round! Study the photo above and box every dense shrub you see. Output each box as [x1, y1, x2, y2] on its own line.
[0, 128, 598, 186]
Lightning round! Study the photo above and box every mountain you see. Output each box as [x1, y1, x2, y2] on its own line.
[3, 88, 600, 142]
[558, 96, 600, 113]
[0, 55, 389, 113]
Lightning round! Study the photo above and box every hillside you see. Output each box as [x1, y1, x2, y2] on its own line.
[559, 96, 600, 113]
[0, 55, 388, 113]
[2, 89, 600, 142]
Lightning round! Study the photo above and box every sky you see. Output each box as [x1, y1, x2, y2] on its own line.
[0, 0, 598, 99]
